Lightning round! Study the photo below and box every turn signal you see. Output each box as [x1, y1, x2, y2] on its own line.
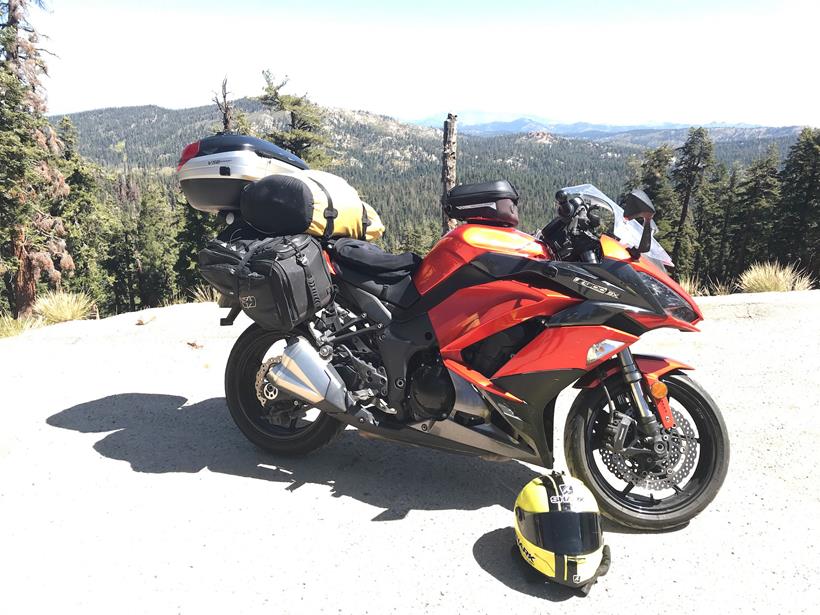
[650, 381, 668, 400]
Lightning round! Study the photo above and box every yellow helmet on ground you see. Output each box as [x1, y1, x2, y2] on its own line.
[514, 472, 611, 594]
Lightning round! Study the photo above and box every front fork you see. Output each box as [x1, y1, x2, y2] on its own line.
[616, 348, 669, 458]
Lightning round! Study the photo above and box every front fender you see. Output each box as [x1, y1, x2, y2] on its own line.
[573, 354, 693, 389]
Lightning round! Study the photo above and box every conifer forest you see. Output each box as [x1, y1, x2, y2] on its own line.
[1, 0, 817, 321]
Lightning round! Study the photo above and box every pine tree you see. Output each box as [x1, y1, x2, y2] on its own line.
[714, 164, 742, 280]
[692, 163, 727, 279]
[260, 71, 330, 168]
[731, 147, 781, 277]
[671, 127, 715, 276]
[53, 116, 117, 311]
[105, 212, 139, 313]
[133, 185, 179, 308]
[626, 145, 678, 257]
[0, 0, 69, 317]
[775, 127, 819, 276]
[174, 190, 219, 293]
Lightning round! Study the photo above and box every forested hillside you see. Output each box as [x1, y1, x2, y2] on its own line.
[53, 98, 803, 244]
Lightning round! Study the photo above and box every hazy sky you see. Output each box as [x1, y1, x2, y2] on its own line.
[36, 0, 818, 126]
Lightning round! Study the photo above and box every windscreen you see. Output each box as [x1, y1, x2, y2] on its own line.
[559, 184, 674, 267]
[518, 510, 603, 555]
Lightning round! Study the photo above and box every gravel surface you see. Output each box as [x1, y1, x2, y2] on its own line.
[1, 291, 819, 614]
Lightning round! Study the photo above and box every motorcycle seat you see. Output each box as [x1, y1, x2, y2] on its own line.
[330, 238, 421, 276]
[329, 239, 421, 310]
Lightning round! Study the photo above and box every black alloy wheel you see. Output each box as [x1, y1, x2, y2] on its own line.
[564, 373, 729, 530]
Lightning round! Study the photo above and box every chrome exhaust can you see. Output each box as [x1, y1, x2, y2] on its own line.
[265, 337, 349, 414]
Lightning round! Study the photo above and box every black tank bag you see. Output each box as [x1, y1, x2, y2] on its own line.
[198, 234, 332, 331]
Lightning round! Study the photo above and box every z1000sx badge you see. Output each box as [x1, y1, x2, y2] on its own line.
[573, 276, 620, 299]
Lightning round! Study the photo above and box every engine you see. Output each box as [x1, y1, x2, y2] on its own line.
[406, 358, 455, 421]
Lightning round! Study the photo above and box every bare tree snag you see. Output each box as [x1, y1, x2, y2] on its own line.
[440, 113, 458, 235]
[213, 76, 234, 133]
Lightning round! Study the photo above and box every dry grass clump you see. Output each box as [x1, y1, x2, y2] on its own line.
[708, 278, 735, 296]
[189, 283, 221, 304]
[33, 290, 94, 324]
[738, 262, 815, 293]
[678, 274, 708, 297]
[0, 315, 42, 338]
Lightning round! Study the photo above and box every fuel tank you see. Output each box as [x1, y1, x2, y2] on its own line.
[413, 224, 553, 295]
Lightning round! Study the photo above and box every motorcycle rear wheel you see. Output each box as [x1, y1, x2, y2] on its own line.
[225, 324, 345, 456]
[564, 373, 729, 530]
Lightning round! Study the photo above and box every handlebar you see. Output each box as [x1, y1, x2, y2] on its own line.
[537, 190, 604, 264]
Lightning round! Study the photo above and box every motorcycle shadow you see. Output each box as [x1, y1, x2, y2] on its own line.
[472, 527, 577, 602]
[46, 393, 541, 520]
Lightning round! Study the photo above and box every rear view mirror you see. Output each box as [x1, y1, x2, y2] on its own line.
[623, 189, 656, 221]
[622, 190, 656, 255]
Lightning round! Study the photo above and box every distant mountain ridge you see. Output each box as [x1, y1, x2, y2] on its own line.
[457, 115, 800, 142]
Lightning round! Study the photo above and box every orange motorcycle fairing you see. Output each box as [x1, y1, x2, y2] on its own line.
[427, 280, 580, 361]
[492, 326, 639, 379]
[573, 354, 693, 389]
[414, 225, 551, 295]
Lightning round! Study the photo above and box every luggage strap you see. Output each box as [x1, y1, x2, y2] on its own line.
[309, 177, 337, 240]
[360, 203, 370, 240]
[286, 238, 323, 311]
[235, 237, 276, 298]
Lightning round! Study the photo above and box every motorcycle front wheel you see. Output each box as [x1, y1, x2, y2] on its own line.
[225, 324, 345, 456]
[564, 373, 729, 531]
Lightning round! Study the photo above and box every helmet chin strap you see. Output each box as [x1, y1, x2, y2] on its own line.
[579, 544, 612, 596]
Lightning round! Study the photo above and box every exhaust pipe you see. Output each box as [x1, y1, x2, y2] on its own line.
[265, 337, 349, 415]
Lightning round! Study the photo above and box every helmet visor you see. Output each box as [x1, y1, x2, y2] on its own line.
[518, 510, 602, 556]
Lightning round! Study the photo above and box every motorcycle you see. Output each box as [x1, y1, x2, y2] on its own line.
[220, 182, 729, 530]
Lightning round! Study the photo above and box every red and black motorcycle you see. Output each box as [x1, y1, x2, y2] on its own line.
[224, 181, 729, 531]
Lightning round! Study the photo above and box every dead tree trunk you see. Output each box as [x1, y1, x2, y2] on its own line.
[440, 113, 458, 235]
[213, 76, 234, 133]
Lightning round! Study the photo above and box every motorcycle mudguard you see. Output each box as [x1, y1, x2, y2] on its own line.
[573, 354, 693, 389]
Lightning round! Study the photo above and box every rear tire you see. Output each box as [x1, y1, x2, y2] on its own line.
[225, 323, 345, 456]
[564, 373, 729, 530]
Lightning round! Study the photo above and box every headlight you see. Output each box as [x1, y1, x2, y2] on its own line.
[635, 271, 698, 322]
[587, 339, 626, 365]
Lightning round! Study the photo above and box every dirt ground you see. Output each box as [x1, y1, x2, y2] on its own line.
[1, 291, 818, 614]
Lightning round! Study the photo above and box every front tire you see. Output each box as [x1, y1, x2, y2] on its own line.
[225, 324, 345, 456]
[564, 373, 729, 530]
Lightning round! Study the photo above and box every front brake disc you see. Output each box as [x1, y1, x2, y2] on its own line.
[601, 409, 698, 490]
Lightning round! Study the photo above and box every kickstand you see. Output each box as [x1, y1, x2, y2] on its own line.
[220, 305, 240, 326]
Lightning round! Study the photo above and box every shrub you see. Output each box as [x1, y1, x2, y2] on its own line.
[708, 278, 735, 296]
[161, 292, 187, 307]
[33, 291, 94, 324]
[678, 274, 708, 297]
[189, 283, 221, 304]
[738, 261, 815, 293]
[0, 315, 42, 338]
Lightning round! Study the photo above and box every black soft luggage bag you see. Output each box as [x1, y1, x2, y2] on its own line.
[198, 234, 332, 331]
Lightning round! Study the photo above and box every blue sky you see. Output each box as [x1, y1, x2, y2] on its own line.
[38, 0, 818, 126]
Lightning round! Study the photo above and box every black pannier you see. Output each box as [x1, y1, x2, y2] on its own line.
[445, 180, 520, 227]
[198, 234, 332, 331]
